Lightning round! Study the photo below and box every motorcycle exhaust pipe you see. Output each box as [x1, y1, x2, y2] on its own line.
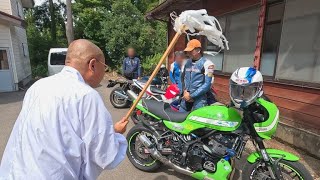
[138, 134, 193, 176]
[126, 90, 138, 100]
[114, 91, 129, 99]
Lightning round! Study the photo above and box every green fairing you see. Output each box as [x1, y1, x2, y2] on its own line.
[247, 149, 299, 164]
[163, 105, 242, 134]
[191, 159, 232, 180]
[254, 98, 280, 139]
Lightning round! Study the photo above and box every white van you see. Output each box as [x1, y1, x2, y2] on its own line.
[48, 48, 67, 76]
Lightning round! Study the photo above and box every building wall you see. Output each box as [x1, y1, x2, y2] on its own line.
[167, 0, 320, 131]
[165, 0, 320, 156]
[10, 0, 24, 19]
[206, 0, 260, 16]
[214, 75, 320, 132]
[10, 26, 31, 83]
[0, 0, 31, 86]
[206, 0, 320, 135]
[0, 23, 17, 90]
[0, 0, 12, 15]
[0, 24, 12, 48]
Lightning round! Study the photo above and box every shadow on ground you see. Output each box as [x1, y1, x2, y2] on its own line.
[0, 91, 26, 104]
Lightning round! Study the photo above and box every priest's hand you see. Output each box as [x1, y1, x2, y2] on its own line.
[114, 117, 129, 134]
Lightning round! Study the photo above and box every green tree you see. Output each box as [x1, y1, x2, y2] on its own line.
[25, 2, 67, 77]
[26, 0, 166, 76]
[131, 0, 159, 13]
[73, 0, 166, 71]
[100, 0, 166, 69]
[73, 0, 112, 47]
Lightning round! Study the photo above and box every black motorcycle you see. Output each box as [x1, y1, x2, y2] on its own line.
[107, 75, 167, 108]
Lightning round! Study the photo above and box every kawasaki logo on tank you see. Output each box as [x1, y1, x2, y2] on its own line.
[189, 116, 239, 127]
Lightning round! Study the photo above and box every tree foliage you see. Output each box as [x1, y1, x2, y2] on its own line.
[25, 1, 67, 77]
[73, 0, 166, 69]
[26, 0, 166, 76]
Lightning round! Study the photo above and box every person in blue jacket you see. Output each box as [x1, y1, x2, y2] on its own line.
[180, 39, 215, 112]
[169, 51, 186, 94]
[122, 48, 141, 80]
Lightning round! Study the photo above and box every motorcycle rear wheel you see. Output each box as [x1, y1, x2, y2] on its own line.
[126, 125, 161, 172]
[243, 159, 313, 180]
[110, 87, 130, 108]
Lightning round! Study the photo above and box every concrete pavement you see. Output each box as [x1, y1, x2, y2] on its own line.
[0, 79, 319, 179]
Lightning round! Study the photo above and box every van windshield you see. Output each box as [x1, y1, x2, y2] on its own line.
[50, 52, 67, 65]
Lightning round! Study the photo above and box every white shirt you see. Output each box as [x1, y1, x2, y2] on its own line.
[0, 66, 127, 180]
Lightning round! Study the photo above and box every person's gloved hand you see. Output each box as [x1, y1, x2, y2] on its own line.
[114, 117, 129, 134]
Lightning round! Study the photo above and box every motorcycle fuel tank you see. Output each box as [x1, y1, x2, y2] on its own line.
[163, 105, 242, 134]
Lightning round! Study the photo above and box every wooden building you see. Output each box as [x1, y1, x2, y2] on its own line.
[146, 0, 320, 157]
[0, 0, 33, 92]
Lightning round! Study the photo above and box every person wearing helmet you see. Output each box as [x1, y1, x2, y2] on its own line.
[229, 67, 263, 108]
[180, 39, 215, 112]
[170, 51, 186, 94]
[159, 64, 169, 79]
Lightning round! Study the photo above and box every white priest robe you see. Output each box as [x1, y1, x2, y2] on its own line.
[0, 66, 127, 180]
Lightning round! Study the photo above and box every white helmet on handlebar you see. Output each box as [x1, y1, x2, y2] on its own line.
[230, 67, 263, 108]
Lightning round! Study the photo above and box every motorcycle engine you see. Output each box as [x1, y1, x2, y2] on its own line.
[207, 133, 238, 157]
[186, 142, 219, 173]
[185, 133, 239, 173]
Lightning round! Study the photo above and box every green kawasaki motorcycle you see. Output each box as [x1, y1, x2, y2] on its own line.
[126, 67, 312, 180]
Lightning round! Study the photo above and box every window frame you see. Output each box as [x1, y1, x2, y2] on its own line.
[263, 0, 320, 88]
[183, 1, 320, 89]
[50, 51, 67, 65]
[16, 1, 21, 18]
[201, 5, 261, 75]
[0, 49, 10, 70]
[260, 0, 285, 81]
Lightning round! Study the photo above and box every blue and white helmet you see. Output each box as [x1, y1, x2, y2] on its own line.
[230, 67, 263, 108]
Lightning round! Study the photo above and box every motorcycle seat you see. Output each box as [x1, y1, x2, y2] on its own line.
[150, 86, 166, 95]
[142, 99, 189, 123]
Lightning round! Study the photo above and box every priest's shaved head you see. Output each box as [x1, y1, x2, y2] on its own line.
[66, 39, 106, 88]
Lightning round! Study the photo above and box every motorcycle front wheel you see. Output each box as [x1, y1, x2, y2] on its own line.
[126, 125, 161, 172]
[243, 159, 313, 180]
[110, 87, 130, 108]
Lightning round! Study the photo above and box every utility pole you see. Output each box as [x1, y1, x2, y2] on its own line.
[66, 0, 74, 45]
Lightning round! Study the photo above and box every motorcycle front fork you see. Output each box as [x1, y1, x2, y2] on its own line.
[254, 137, 284, 180]
[244, 109, 284, 180]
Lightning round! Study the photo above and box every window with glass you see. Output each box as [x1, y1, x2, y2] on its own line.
[50, 52, 67, 65]
[0, 50, 9, 70]
[276, 0, 320, 85]
[204, 17, 226, 71]
[260, 1, 285, 77]
[223, 8, 259, 73]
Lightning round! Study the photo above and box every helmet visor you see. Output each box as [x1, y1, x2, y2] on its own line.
[230, 81, 262, 102]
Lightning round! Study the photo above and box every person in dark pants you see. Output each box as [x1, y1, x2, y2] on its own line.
[122, 48, 141, 80]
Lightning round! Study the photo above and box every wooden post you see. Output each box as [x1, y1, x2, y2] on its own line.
[124, 27, 184, 120]
[253, 0, 267, 69]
